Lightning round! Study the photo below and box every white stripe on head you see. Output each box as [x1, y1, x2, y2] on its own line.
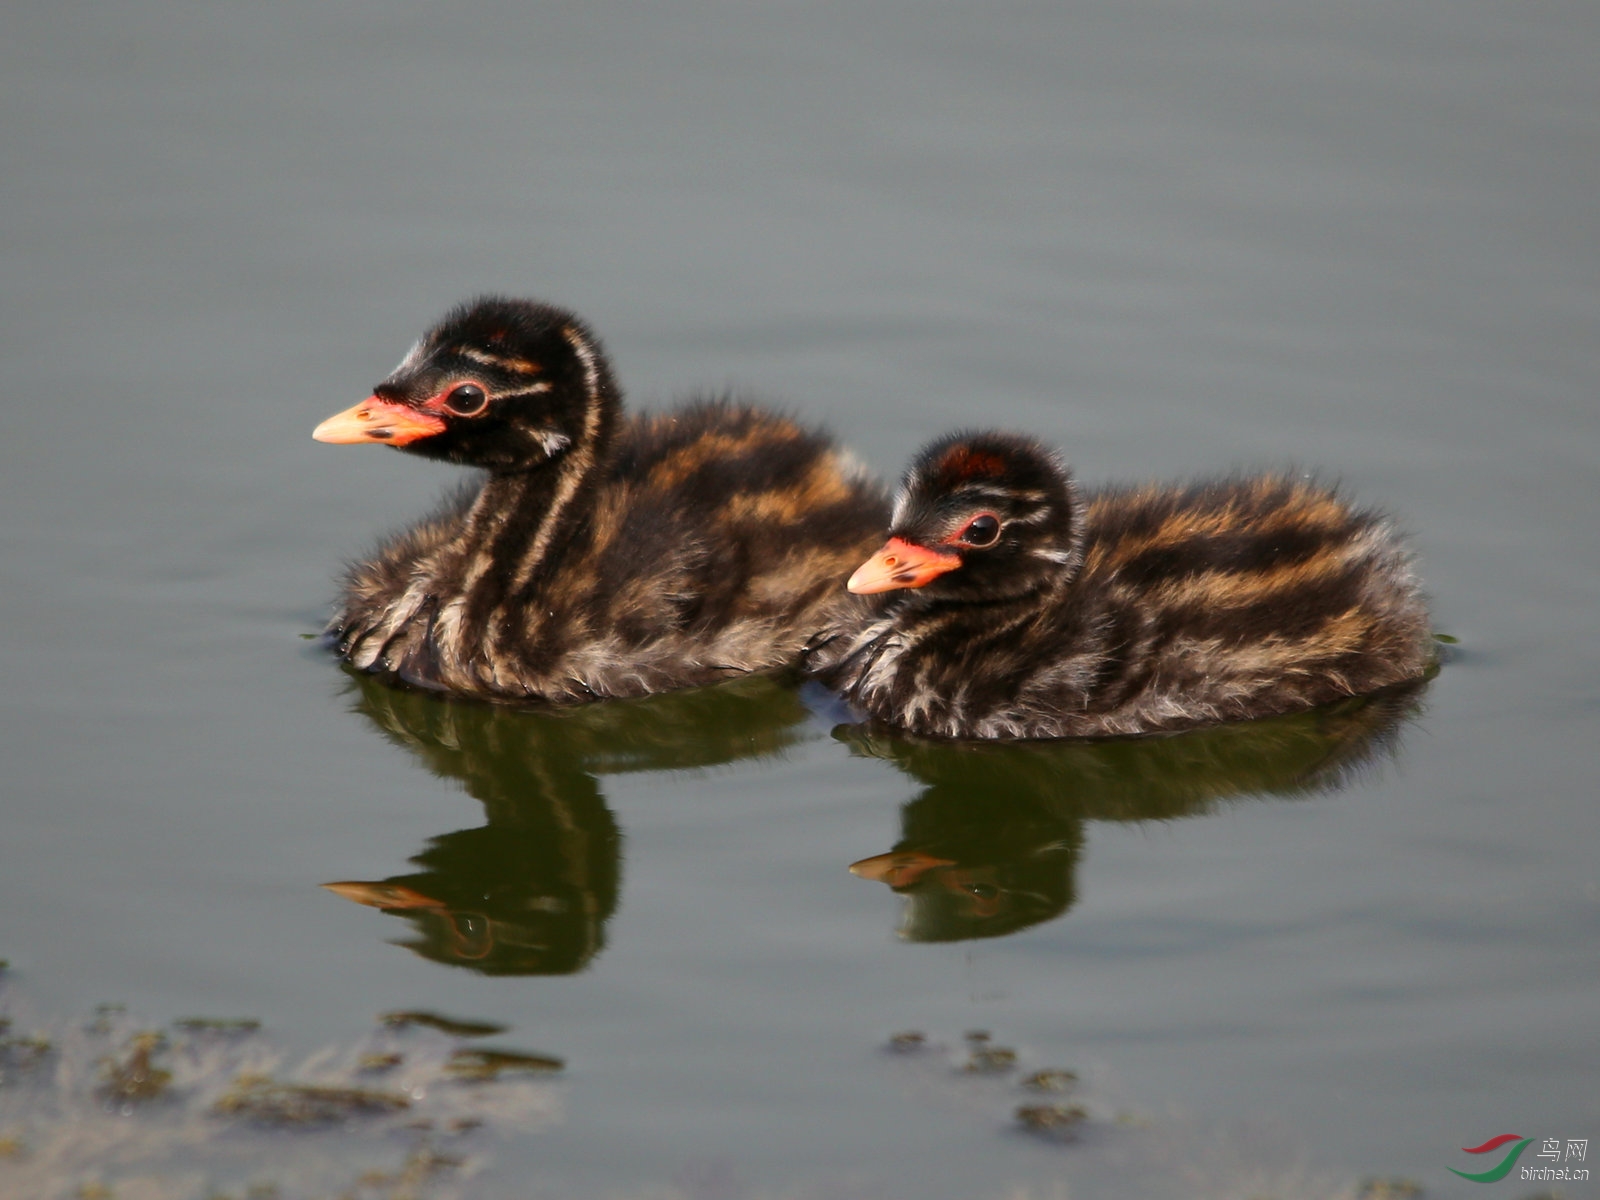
[501, 324, 608, 596]
[889, 482, 913, 527]
[459, 347, 546, 375]
[890, 458, 933, 526]
[561, 322, 602, 406]
[392, 338, 427, 375]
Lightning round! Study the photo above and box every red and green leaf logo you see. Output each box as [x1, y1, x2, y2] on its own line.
[1449, 1134, 1534, 1182]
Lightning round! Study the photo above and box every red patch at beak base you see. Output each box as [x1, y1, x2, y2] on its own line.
[846, 537, 962, 594]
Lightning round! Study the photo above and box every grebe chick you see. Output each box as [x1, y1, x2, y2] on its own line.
[314, 296, 888, 703]
[804, 431, 1433, 740]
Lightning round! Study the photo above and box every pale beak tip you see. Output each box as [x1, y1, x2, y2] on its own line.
[311, 413, 360, 443]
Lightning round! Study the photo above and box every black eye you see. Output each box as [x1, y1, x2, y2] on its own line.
[444, 383, 487, 415]
[958, 514, 1001, 547]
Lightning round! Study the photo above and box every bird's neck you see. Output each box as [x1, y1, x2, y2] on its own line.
[436, 329, 623, 679]
[461, 440, 614, 622]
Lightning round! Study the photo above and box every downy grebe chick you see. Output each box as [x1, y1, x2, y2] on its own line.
[804, 431, 1433, 739]
[314, 297, 888, 703]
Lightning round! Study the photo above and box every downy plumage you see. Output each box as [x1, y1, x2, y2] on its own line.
[805, 431, 1434, 739]
[314, 297, 888, 703]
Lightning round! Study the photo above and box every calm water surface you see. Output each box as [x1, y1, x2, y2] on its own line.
[2, 2, 1597, 1197]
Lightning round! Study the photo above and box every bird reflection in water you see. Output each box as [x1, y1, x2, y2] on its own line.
[841, 680, 1431, 943]
[323, 671, 813, 974]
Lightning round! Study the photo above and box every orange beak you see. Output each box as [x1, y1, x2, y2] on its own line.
[846, 536, 962, 594]
[312, 396, 447, 446]
[849, 850, 958, 889]
[322, 880, 447, 910]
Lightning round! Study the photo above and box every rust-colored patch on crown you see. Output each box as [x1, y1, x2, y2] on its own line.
[935, 446, 1009, 488]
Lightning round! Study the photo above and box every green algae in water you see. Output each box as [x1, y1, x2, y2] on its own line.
[349, 1143, 466, 1198]
[212, 1076, 411, 1126]
[0, 986, 561, 1198]
[98, 1032, 173, 1104]
[444, 1047, 563, 1081]
[1020, 1068, 1078, 1092]
[961, 1045, 1018, 1074]
[0, 1032, 53, 1075]
[379, 1011, 509, 1039]
[1015, 1102, 1088, 1138]
[173, 1017, 262, 1036]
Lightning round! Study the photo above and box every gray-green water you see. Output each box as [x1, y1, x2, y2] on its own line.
[3, 2, 1597, 1197]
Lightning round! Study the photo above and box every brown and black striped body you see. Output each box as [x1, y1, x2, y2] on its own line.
[805, 433, 1433, 740]
[321, 298, 888, 704]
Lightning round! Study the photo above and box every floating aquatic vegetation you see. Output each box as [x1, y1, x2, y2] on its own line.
[443, 1048, 563, 1082]
[97, 1031, 174, 1105]
[0, 1031, 52, 1080]
[954, 1029, 1019, 1073]
[961, 1045, 1018, 1074]
[379, 1012, 508, 1039]
[173, 1017, 262, 1036]
[349, 1143, 468, 1197]
[212, 1076, 411, 1127]
[1020, 1069, 1077, 1093]
[1015, 1102, 1088, 1139]
[86, 1004, 126, 1036]
[0, 980, 561, 1200]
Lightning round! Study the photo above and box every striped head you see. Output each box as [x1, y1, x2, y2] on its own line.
[849, 431, 1083, 602]
[313, 296, 618, 472]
